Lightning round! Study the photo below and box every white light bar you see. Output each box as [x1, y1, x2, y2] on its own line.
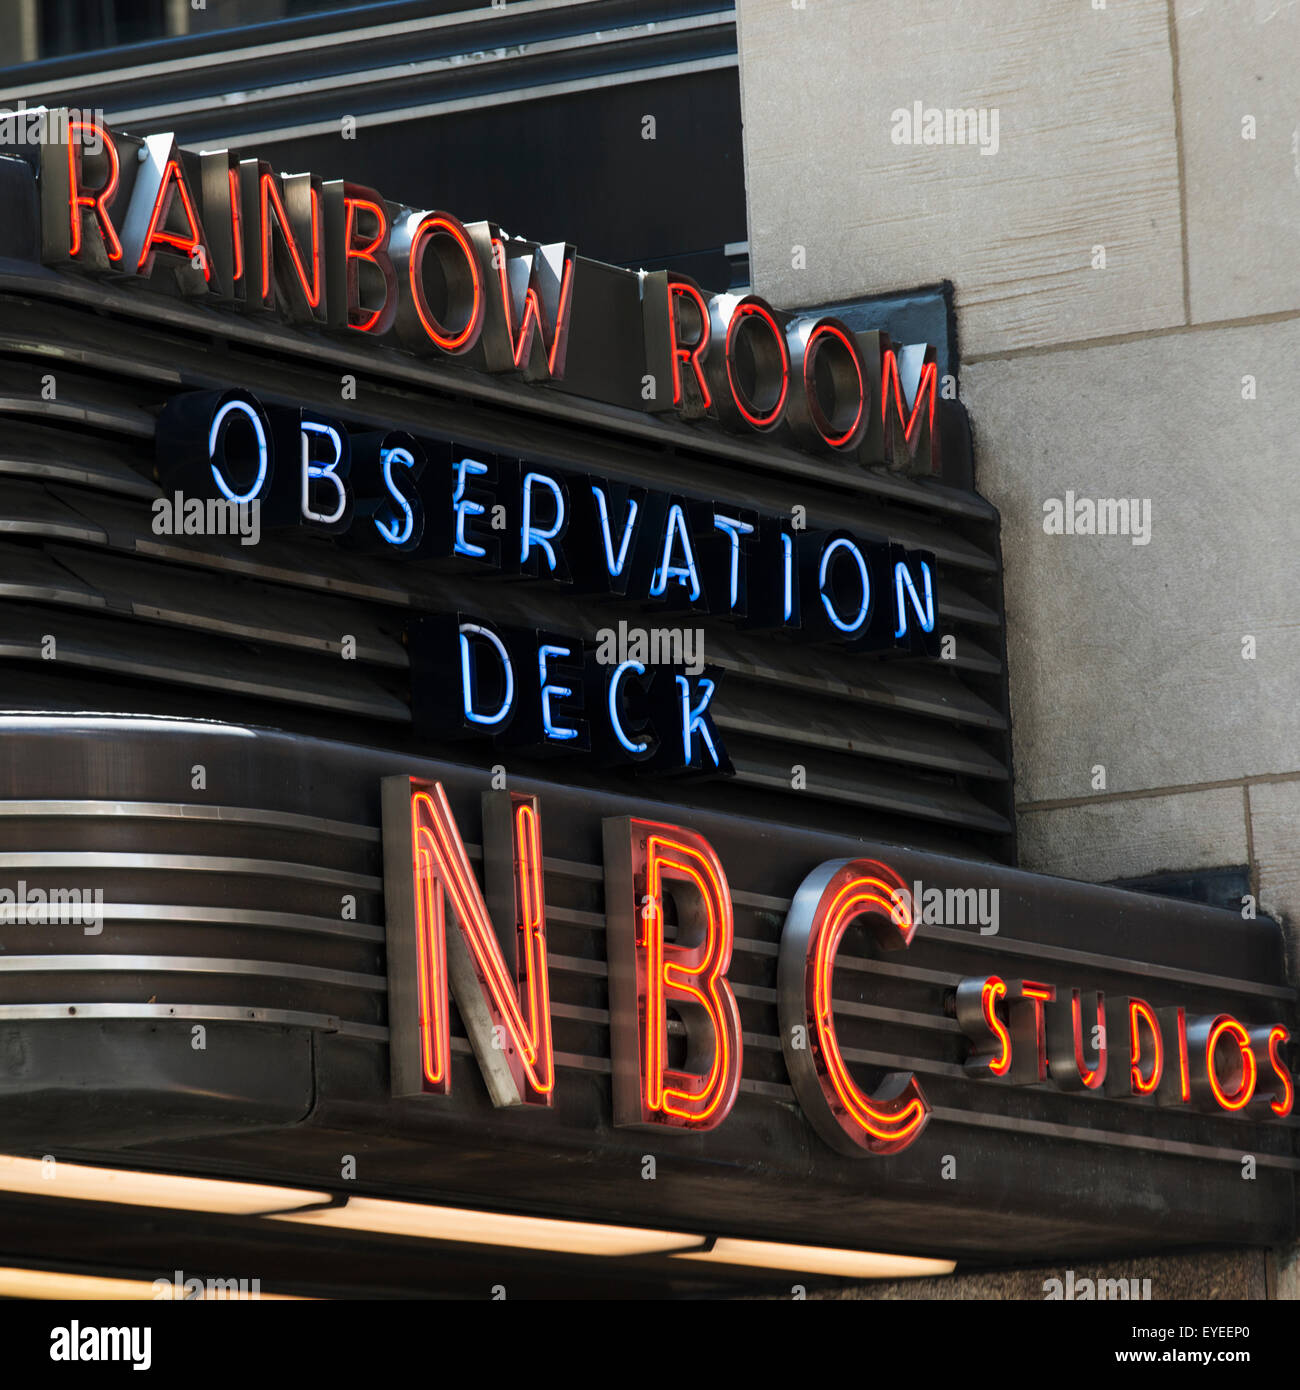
[0, 1155, 956, 1278]
[0, 1154, 326, 1216]
[270, 1196, 697, 1258]
[675, 1238, 955, 1280]
[0, 1267, 303, 1300]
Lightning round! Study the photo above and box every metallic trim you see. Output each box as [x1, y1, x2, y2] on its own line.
[0, 798, 380, 843]
[0, 273, 998, 522]
[66, 902, 384, 943]
[0, 1000, 386, 1041]
[0, 850, 380, 891]
[109, 16, 733, 129]
[176, 58, 740, 149]
[0, 0, 626, 102]
[0, 954, 385, 993]
[929, 1105, 1300, 1172]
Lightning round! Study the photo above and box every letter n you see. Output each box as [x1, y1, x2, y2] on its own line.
[240, 158, 325, 323]
[602, 817, 742, 1129]
[777, 858, 930, 1155]
[382, 777, 554, 1107]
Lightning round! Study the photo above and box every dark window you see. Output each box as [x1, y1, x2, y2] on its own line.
[39, 0, 168, 58]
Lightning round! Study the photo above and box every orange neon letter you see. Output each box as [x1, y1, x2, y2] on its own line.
[1005, 980, 1055, 1084]
[244, 162, 323, 320]
[63, 119, 123, 263]
[381, 777, 553, 1108]
[668, 279, 713, 411]
[490, 236, 575, 380]
[1197, 1014, 1257, 1113]
[342, 191, 396, 334]
[1155, 1005, 1191, 1105]
[1126, 998, 1163, 1096]
[602, 817, 742, 1130]
[778, 859, 930, 1156]
[393, 211, 484, 355]
[1048, 988, 1108, 1090]
[956, 975, 1012, 1078]
[1262, 1025, 1294, 1117]
[881, 347, 937, 446]
[134, 158, 211, 281]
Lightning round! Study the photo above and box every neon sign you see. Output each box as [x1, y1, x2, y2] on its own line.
[155, 388, 941, 655]
[154, 383, 944, 775]
[382, 778, 1295, 1153]
[956, 975, 1295, 1116]
[27, 110, 947, 475]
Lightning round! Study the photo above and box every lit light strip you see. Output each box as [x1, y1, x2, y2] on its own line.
[0, 1155, 957, 1275]
[270, 1196, 694, 1257]
[0, 1155, 326, 1215]
[674, 1240, 955, 1280]
[0, 1268, 304, 1300]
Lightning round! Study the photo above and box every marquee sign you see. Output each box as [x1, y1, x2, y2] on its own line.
[382, 777, 1295, 1155]
[20, 111, 944, 472]
[0, 109, 954, 784]
[148, 385, 939, 776]
[0, 106, 1290, 1268]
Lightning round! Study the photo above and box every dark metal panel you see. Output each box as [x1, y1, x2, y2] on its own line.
[0, 272, 999, 521]
[0, 713, 1286, 1269]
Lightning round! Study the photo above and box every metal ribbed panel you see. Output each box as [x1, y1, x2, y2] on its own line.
[0, 719, 1287, 1259]
[0, 2, 739, 147]
[0, 787, 1290, 1174]
[0, 265, 1013, 857]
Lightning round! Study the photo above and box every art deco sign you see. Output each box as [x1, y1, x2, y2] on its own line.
[26, 110, 943, 472]
[382, 779, 1294, 1155]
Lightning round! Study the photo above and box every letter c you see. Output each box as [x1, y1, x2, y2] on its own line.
[778, 857, 930, 1156]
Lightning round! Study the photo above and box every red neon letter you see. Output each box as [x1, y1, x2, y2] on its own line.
[956, 975, 1012, 1078]
[1006, 980, 1055, 1084]
[491, 237, 575, 379]
[668, 279, 712, 411]
[398, 211, 484, 354]
[1155, 1005, 1191, 1105]
[229, 169, 243, 283]
[602, 817, 742, 1131]
[136, 158, 211, 281]
[66, 120, 123, 263]
[778, 859, 930, 1156]
[251, 166, 323, 318]
[343, 194, 396, 334]
[786, 318, 868, 452]
[1202, 1014, 1257, 1113]
[1263, 1025, 1294, 1117]
[1048, 988, 1108, 1090]
[881, 347, 937, 449]
[1127, 998, 1163, 1096]
[720, 297, 789, 431]
[382, 778, 554, 1107]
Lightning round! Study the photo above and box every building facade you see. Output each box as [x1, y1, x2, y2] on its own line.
[734, 0, 1300, 1298]
[0, 0, 1291, 1300]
